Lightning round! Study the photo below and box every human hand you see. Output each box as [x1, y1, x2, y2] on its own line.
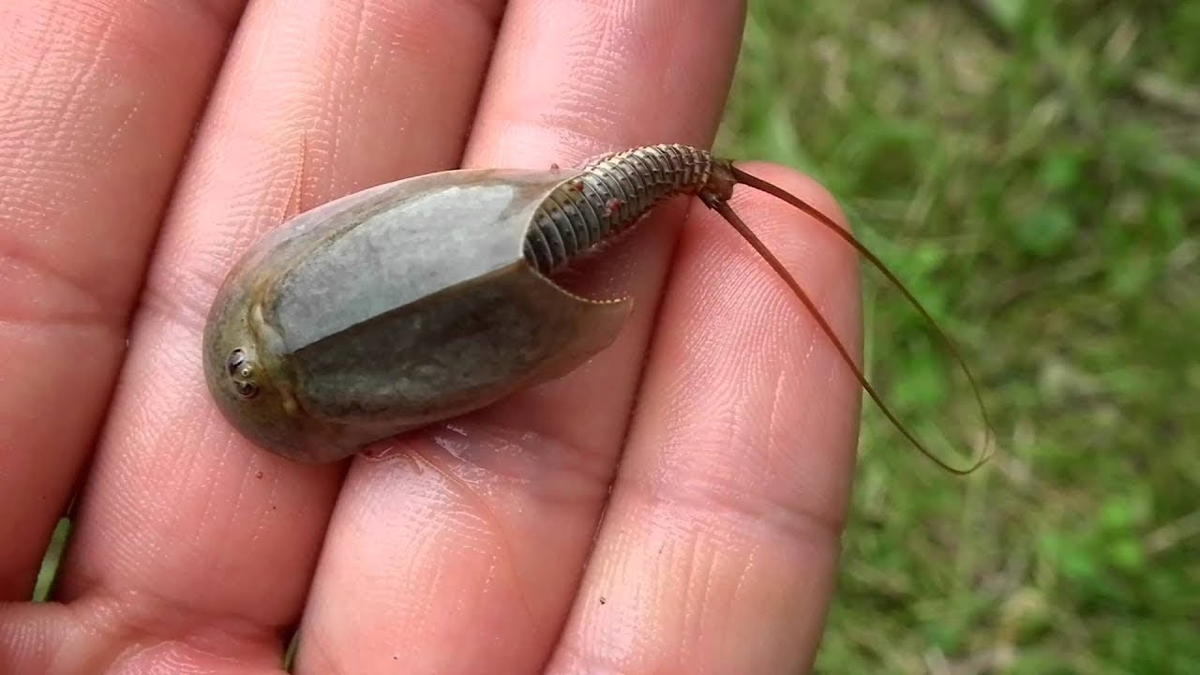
[0, 1, 861, 673]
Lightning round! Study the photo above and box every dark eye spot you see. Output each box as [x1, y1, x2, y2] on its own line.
[227, 349, 247, 375]
[236, 381, 259, 399]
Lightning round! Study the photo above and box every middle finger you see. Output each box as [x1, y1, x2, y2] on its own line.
[296, 0, 747, 673]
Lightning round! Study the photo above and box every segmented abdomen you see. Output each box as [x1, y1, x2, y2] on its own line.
[523, 144, 716, 274]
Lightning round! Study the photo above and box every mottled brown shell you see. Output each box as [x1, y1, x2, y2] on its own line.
[203, 169, 632, 463]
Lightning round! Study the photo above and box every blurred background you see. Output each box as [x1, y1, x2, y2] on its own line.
[29, 1, 1196, 672]
[714, 0, 1198, 672]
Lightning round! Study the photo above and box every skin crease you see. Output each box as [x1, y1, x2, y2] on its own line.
[0, 1, 860, 674]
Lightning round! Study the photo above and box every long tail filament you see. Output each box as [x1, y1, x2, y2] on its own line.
[708, 163, 994, 475]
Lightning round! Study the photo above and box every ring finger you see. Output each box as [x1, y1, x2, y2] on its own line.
[26, 1, 507, 671]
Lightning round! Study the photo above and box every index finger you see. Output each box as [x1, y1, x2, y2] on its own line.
[548, 166, 860, 673]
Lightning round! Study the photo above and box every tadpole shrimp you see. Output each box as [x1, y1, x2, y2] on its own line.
[203, 143, 993, 470]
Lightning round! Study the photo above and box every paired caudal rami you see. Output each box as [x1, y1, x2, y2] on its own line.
[203, 143, 993, 471]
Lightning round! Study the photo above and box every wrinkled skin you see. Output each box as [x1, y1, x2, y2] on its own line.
[0, 2, 861, 674]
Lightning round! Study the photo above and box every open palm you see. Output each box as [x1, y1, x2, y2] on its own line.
[0, 1, 861, 673]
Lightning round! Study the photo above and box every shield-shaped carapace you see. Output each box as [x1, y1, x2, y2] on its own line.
[203, 144, 991, 471]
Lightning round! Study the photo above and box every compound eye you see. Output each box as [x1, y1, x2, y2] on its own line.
[227, 349, 247, 375]
[227, 349, 259, 398]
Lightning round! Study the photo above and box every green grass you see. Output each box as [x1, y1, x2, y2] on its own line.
[717, 1, 1199, 672]
[30, 2, 1198, 672]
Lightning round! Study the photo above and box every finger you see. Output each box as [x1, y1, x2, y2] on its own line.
[0, 0, 245, 599]
[548, 165, 861, 673]
[7, 0, 504, 670]
[295, 1, 747, 673]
